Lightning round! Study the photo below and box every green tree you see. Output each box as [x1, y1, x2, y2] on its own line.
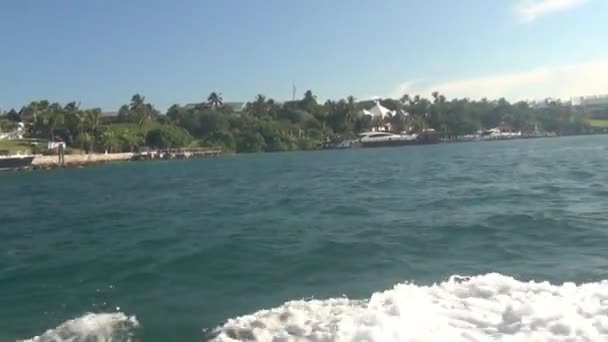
[300, 90, 318, 114]
[166, 104, 187, 124]
[209, 130, 235, 151]
[100, 129, 121, 153]
[119, 129, 145, 152]
[75, 132, 93, 153]
[117, 105, 131, 121]
[6, 109, 20, 122]
[207, 92, 223, 110]
[129, 94, 157, 127]
[49, 103, 65, 139]
[145, 125, 193, 149]
[354, 114, 372, 133]
[62, 103, 82, 145]
[0, 117, 13, 132]
[78, 109, 102, 151]
[236, 131, 265, 153]
[246, 94, 268, 118]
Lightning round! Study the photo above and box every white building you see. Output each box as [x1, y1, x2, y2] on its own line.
[0, 122, 25, 140]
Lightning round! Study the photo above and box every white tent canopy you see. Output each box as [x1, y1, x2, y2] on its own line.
[358, 109, 374, 117]
[368, 101, 394, 118]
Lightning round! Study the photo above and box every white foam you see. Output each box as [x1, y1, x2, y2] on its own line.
[210, 273, 608, 342]
[19, 312, 139, 342]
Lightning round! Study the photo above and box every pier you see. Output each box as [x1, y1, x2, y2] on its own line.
[132, 147, 222, 161]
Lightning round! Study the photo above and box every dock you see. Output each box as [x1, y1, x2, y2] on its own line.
[132, 147, 222, 161]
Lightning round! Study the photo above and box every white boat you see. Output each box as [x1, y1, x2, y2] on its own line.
[358, 131, 417, 145]
[356, 131, 439, 148]
[479, 128, 522, 140]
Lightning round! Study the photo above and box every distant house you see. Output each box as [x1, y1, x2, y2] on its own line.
[223, 102, 247, 112]
[0, 122, 25, 140]
[101, 111, 118, 118]
[183, 103, 199, 111]
[529, 98, 555, 109]
[184, 102, 247, 113]
[572, 94, 608, 118]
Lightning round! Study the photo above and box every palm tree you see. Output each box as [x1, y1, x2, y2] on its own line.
[207, 92, 223, 110]
[75, 132, 93, 153]
[303, 90, 316, 104]
[140, 104, 156, 127]
[81, 109, 100, 133]
[246, 94, 268, 118]
[100, 129, 121, 153]
[129, 94, 145, 111]
[46, 110, 64, 141]
[345, 95, 357, 129]
[129, 94, 153, 127]
[301, 90, 318, 113]
[119, 129, 144, 152]
[79, 109, 101, 152]
[62, 103, 81, 145]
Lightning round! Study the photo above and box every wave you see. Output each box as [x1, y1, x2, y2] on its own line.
[208, 273, 608, 341]
[19, 312, 139, 342]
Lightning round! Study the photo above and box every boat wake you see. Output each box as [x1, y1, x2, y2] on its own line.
[209, 273, 608, 341]
[19, 312, 139, 342]
[19, 273, 608, 341]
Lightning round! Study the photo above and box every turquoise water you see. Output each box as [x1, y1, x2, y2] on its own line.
[2, 136, 608, 341]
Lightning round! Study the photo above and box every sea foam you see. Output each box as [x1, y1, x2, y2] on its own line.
[19, 312, 139, 342]
[209, 273, 608, 341]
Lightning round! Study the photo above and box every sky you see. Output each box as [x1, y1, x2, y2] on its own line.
[1, 0, 607, 111]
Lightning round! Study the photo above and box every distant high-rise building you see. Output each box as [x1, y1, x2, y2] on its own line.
[571, 94, 608, 118]
[571, 94, 608, 107]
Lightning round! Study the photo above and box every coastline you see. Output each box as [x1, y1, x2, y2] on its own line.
[11, 147, 222, 171]
[2, 133, 602, 172]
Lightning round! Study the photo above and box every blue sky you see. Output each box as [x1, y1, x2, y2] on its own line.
[1, 0, 607, 111]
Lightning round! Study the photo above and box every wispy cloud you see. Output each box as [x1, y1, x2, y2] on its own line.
[517, 0, 590, 21]
[393, 59, 608, 101]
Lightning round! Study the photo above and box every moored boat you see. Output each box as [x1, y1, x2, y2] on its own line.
[319, 129, 440, 149]
[0, 153, 35, 170]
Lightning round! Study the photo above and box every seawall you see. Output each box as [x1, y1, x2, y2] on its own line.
[32, 153, 134, 167]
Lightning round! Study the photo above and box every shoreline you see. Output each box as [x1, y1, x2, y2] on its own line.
[10, 147, 223, 172]
[3, 134, 604, 172]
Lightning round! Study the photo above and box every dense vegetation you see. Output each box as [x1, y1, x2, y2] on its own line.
[0, 91, 597, 154]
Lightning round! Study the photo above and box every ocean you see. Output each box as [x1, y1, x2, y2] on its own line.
[2, 135, 608, 341]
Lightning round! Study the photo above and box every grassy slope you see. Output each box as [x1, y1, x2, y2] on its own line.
[586, 119, 608, 128]
[0, 139, 44, 153]
[106, 122, 161, 132]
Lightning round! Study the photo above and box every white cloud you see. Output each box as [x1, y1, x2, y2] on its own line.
[517, 0, 589, 21]
[393, 59, 608, 101]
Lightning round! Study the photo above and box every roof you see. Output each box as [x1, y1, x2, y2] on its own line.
[184, 102, 246, 112]
[184, 103, 199, 110]
[223, 102, 246, 112]
[358, 109, 374, 117]
[101, 111, 118, 117]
